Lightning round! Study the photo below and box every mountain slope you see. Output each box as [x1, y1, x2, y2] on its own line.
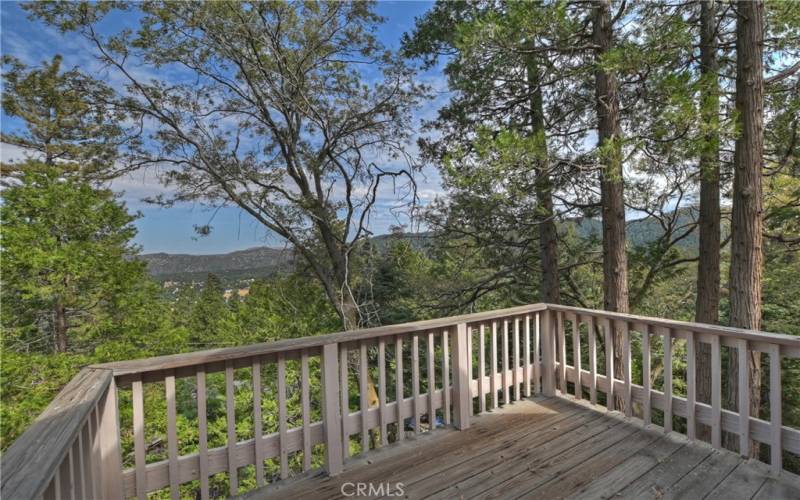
[139, 246, 292, 282]
[141, 209, 707, 282]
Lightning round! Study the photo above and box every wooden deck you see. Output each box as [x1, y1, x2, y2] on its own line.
[248, 396, 800, 500]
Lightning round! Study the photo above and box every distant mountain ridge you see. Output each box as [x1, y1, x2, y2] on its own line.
[140, 246, 292, 282]
[141, 209, 704, 282]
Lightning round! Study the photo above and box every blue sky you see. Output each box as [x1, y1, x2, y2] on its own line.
[1, 1, 446, 255]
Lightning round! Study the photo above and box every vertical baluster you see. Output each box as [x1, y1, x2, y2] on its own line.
[558, 312, 567, 395]
[412, 334, 421, 434]
[770, 344, 782, 473]
[452, 323, 472, 429]
[359, 341, 369, 450]
[86, 408, 98, 499]
[663, 328, 673, 433]
[253, 359, 265, 486]
[502, 319, 510, 405]
[642, 324, 651, 426]
[166, 371, 180, 499]
[340, 344, 350, 458]
[513, 317, 521, 401]
[605, 318, 614, 412]
[427, 332, 437, 429]
[70, 434, 86, 499]
[197, 367, 209, 500]
[395, 336, 405, 440]
[132, 376, 147, 500]
[572, 314, 582, 400]
[478, 324, 486, 413]
[738, 339, 749, 456]
[59, 449, 71, 500]
[711, 335, 721, 448]
[43, 472, 57, 500]
[322, 343, 344, 475]
[378, 339, 388, 447]
[491, 321, 498, 409]
[442, 329, 451, 426]
[622, 321, 631, 417]
[98, 377, 124, 500]
[541, 311, 556, 396]
[524, 314, 531, 398]
[278, 353, 289, 479]
[588, 316, 597, 405]
[75, 427, 89, 498]
[534, 313, 541, 395]
[685, 331, 696, 439]
[467, 326, 473, 413]
[301, 350, 312, 469]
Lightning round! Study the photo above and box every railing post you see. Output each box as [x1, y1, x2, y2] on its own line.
[321, 343, 344, 475]
[541, 310, 557, 396]
[451, 322, 471, 429]
[98, 376, 124, 500]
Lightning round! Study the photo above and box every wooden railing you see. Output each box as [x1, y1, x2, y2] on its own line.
[0, 368, 123, 500]
[542, 305, 800, 475]
[2, 302, 799, 499]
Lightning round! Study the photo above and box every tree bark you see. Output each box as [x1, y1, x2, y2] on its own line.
[54, 297, 68, 353]
[726, 0, 764, 457]
[527, 53, 560, 304]
[593, 0, 628, 411]
[695, 0, 721, 442]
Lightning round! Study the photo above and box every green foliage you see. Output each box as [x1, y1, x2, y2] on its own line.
[1, 164, 148, 353]
[1, 55, 126, 179]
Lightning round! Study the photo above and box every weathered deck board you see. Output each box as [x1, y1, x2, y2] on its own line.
[569, 433, 688, 500]
[240, 396, 800, 500]
[262, 398, 579, 500]
[706, 461, 768, 499]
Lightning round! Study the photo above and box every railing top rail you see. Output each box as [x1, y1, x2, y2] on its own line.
[92, 303, 549, 377]
[0, 367, 112, 500]
[548, 303, 800, 349]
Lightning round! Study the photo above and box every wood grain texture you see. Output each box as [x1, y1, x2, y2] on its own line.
[300, 351, 312, 470]
[247, 397, 797, 500]
[196, 367, 209, 500]
[132, 377, 147, 500]
[321, 343, 343, 475]
[427, 332, 437, 429]
[252, 359, 265, 485]
[491, 321, 498, 409]
[412, 334, 420, 435]
[524, 315, 531, 398]
[663, 328, 673, 433]
[641, 324, 651, 425]
[395, 335, 405, 438]
[278, 353, 289, 478]
[534, 313, 541, 395]
[377, 340, 387, 447]
[572, 314, 582, 399]
[1, 368, 112, 500]
[359, 341, 369, 449]
[502, 320, 510, 405]
[478, 324, 486, 413]
[442, 329, 450, 426]
[711, 334, 721, 448]
[165, 372, 180, 499]
[770, 343, 782, 473]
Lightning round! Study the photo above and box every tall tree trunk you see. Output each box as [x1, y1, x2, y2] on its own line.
[695, 0, 721, 442]
[593, 0, 629, 411]
[727, 0, 765, 457]
[54, 297, 68, 353]
[527, 54, 560, 304]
